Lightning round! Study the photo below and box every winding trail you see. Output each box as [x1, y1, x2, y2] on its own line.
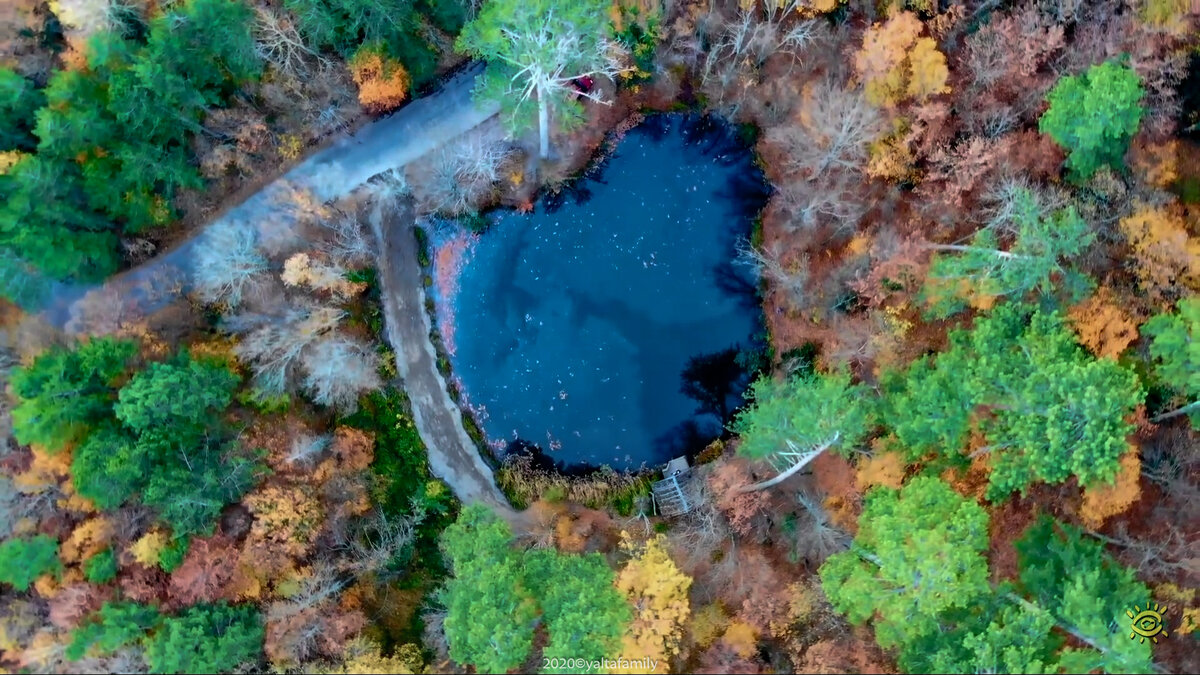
[367, 197, 512, 511]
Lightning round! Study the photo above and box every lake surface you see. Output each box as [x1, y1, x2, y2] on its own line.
[445, 114, 768, 470]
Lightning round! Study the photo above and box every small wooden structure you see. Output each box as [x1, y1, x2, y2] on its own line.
[651, 456, 697, 517]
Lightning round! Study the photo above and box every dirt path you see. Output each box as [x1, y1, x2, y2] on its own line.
[367, 197, 512, 511]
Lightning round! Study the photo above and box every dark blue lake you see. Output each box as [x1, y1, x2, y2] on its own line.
[447, 114, 768, 470]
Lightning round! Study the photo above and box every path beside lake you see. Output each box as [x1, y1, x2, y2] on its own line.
[368, 197, 512, 511]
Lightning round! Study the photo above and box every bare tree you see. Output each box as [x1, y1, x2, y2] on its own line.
[300, 335, 383, 411]
[769, 80, 884, 179]
[411, 132, 515, 216]
[228, 304, 346, 395]
[287, 433, 331, 467]
[736, 239, 809, 311]
[253, 6, 328, 79]
[318, 213, 374, 268]
[791, 490, 851, 564]
[700, 2, 820, 113]
[193, 220, 269, 308]
[776, 169, 868, 233]
[338, 508, 425, 577]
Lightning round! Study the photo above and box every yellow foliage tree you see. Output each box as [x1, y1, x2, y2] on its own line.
[866, 123, 916, 181]
[855, 11, 949, 107]
[688, 603, 729, 650]
[721, 621, 759, 659]
[1067, 290, 1140, 360]
[1119, 205, 1200, 303]
[1079, 448, 1141, 529]
[316, 637, 418, 674]
[12, 446, 71, 494]
[615, 534, 692, 673]
[244, 484, 326, 562]
[281, 253, 366, 299]
[905, 38, 950, 101]
[129, 530, 168, 567]
[349, 45, 411, 114]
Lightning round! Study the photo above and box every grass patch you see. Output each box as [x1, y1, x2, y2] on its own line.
[497, 454, 655, 515]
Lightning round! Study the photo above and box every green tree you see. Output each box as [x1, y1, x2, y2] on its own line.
[439, 505, 538, 672]
[1016, 517, 1155, 674]
[0, 155, 122, 281]
[913, 603, 1059, 675]
[820, 477, 991, 649]
[71, 423, 147, 510]
[140, 438, 264, 539]
[879, 348, 975, 461]
[67, 601, 162, 661]
[9, 337, 137, 451]
[966, 307, 1143, 499]
[525, 549, 631, 672]
[115, 353, 240, 436]
[1039, 61, 1144, 182]
[733, 369, 873, 491]
[0, 67, 44, 151]
[924, 190, 1094, 317]
[144, 603, 263, 674]
[84, 548, 119, 584]
[1143, 298, 1199, 425]
[0, 535, 62, 591]
[1, 0, 262, 281]
[456, 0, 624, 159]
[881, 304, 1142, 499]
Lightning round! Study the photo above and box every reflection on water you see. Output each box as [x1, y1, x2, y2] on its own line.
[445, 114, 768, 470]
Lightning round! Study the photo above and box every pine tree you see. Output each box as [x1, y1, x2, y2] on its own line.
[733, 369, 873, 491]
[9, 337, 138, 452]
[820, 477, 991, 649]
[923, 188, 1094, 317]
[1143, 298, 1199, 425]
[0, 535, 63, 591]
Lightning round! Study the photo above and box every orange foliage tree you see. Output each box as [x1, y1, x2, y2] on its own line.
[349, 43, 411, 114]
[1079, 447, 1142, 529]
[1067, 289, 1140, 359]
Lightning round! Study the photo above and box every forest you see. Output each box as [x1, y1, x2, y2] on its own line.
[1, 0, 1198, 674]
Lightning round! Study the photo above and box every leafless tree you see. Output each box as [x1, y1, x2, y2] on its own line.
[193, 220, 269, 308]
[267, 563, 346, 621]
[791, 490, 851, 564]
[300, 335, 383, 411]
[318, 213, 374, 268]
[228, 304, 346, 396]
[770, 80, 884, 179]
[776, 169, 868, 233]
[338, 508, 425, 577]
[700, 2, 820, 113]
[411, 132, 515, 216]
[736, 239, 809, 311]
[287, 433, 331, 468]
[253, 6, 328, 79]
[978, 176, 1069, 232]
